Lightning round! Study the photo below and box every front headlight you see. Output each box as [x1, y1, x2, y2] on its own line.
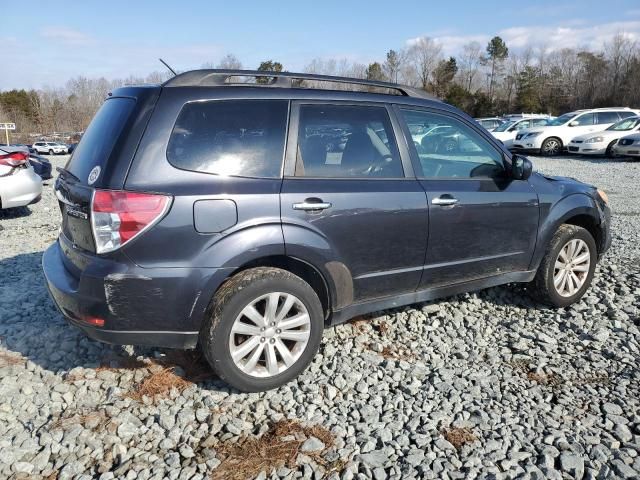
[585, 137, 604, 143]
[526, 132, 542, 138]
[597, 189, 609, 205]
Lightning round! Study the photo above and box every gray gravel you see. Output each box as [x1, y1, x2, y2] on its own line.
[0, 154, 638, 479]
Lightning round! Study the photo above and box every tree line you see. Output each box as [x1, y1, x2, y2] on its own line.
[1, 34, 639, 140]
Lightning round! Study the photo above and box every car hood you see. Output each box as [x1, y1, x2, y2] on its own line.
[518, 125, 561, 136]
[534, 171, 596, 192]
[571, 130, 622, 141]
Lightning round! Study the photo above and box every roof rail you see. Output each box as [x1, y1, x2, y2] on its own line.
[162, 69, 438, 100]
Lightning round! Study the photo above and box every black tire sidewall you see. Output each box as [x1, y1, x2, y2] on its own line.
[202, 271, 324, 392]
[541, 227, 597, 307]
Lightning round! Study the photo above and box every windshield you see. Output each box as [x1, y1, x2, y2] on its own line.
[607, 117, 640, 131]
[493, 121, 515, 132]
[547, 112, 578, 126]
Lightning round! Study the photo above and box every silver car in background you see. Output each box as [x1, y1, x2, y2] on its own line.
[0, 146, 43, 209]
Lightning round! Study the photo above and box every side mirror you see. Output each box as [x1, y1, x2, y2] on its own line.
[508, 127, 516, 132]
[569, 121, 579, 127]
[511, 154, 533, 180]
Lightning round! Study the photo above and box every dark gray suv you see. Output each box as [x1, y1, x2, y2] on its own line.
[43, 70, 611, 391]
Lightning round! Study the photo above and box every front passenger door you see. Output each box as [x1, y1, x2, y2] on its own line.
[397, 107, 539, 288]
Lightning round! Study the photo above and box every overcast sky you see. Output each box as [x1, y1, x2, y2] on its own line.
[2, 0, 640, 90]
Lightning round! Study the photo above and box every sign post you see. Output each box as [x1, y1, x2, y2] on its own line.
[0, 123, 16, 145]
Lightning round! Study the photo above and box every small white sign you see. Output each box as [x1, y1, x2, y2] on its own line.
[0, 123, 16, 130]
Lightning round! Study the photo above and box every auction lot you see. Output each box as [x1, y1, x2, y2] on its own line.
[0, 154, 639, 479]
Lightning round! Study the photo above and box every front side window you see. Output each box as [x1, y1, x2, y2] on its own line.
[167, 100, 288, 178]
[572, 113, 595, 126]
[597, 112, 620, 124]
[548, 112, 578, 126]
[532, 118, 550, 126]
[295, 104, 403, 178]
[515, 120, 531, 130]
[400, 108, 504, 179]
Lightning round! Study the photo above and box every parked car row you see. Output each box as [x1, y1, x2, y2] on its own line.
[508, 107, 640, 157]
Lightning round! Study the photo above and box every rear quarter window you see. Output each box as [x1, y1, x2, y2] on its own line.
[65, 97, 136, 182]
[167, 100, 289, 178]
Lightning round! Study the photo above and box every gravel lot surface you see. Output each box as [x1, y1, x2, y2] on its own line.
[0, 154, 638, 480]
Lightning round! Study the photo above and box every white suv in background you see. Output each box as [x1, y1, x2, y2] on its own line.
[491, 116, 551, 148]
[32, 141, 67, 155]
[568, 115, 640, 157]
[512, 108, 640, 156]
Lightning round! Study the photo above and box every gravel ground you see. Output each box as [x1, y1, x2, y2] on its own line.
[0, 154, 638, 480]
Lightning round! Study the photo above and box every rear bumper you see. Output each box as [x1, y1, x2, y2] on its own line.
[42, 240, 233, 349]
[0, 168, 42, 209]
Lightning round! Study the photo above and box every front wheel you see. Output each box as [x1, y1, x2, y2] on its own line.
[48, 149, 53, 155]
[200, 267, 324, 392]
[605, 140, 617, 158]
[529, 225, 597, 307]
[541, 137, 562, 156]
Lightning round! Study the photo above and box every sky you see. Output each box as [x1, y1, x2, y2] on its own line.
[2, 0, 640, 90]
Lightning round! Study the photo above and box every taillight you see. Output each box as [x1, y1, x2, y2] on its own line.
[0, 151, 28, 167]
[91, 189, 171, 254]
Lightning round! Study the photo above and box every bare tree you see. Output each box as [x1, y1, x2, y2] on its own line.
[458, 41, 483, 91]
[407, 37, 443, 90]
[217, 54, 243, 70]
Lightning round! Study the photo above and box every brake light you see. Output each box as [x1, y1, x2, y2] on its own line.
[0, 151, 28, 167]
[91, 189, 171, 254]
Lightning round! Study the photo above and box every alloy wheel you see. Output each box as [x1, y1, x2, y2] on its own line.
[553, 239, 591, 297]
[543, 139, 561, 155]
[228, 292, 311, 378]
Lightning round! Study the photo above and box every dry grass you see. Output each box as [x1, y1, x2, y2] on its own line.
[376, 321, 391, 336]
[526, 371, 563, 387]
[0, 351, 24, 367]
[155, 350, 215, 383]
[211, 419, 334, 480]
[125, 366, 192, 402]
[49, 410, 108, 432]
[349, 316, 370, 333]
[441, 427, 477, 449]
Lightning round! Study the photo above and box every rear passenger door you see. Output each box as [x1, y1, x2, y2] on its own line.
[280, 102, 428, 306]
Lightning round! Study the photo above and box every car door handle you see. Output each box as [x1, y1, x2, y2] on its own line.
[432, 195, 459, 206]
[292, 200, 332, 211]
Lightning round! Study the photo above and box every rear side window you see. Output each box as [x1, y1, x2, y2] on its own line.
[597, 112, 620, 124]
[66, 97, 135, 182]
[167, 100, 288, 178]
[295, 104, 403, 178]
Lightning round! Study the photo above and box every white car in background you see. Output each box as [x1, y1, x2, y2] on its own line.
[491, 117, 551, 148]
[474, 117, 504, 131]
[568, 115, 640, 157]
[512, 108, 640, 156]
[613, 132, 640, 158]
[0, 146, 42, 209]
[32, 141, 67, 155]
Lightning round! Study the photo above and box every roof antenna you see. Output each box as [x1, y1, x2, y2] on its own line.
[159, 58, 177, 76]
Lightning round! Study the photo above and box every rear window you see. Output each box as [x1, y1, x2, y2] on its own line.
[65, 97, 135, 182]
[167, 100, 288, 178]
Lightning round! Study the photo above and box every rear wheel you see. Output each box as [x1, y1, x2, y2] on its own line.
[200, 267, 324, 392]
[541, 137, 562, 156]
[529, 225, 597, 307]
[48, 149, 53, 155]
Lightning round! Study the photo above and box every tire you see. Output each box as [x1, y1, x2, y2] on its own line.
[48, 149, 53, 155]
[529, 225, 597, 307]
[541, 137, 562, 156]
[200, 267, 324, 392]
[605, 140, 617, 158]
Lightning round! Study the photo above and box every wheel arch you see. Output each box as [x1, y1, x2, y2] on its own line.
[228, 255, 332, 323]
[530, 193, 602, 270]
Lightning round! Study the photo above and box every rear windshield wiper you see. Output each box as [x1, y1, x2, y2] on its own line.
[56, 166, 81, 183]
